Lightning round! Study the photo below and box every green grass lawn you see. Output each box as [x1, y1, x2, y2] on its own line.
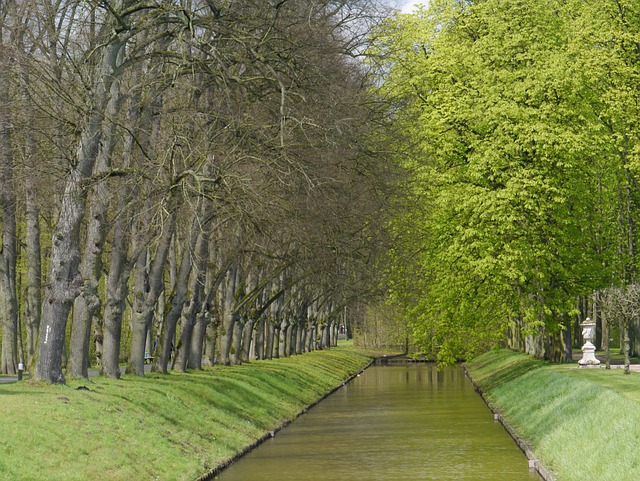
[467, 349, 640, 481]
[0, 348, 370, 481]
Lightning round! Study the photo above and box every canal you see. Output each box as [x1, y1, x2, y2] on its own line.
[215, 363, 541, 481]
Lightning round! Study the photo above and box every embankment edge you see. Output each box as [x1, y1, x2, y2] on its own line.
[463, 366, 557, 481]
[194, 360, 373, 481]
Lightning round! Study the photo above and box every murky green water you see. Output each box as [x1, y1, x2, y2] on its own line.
[215, 363, 541, 481]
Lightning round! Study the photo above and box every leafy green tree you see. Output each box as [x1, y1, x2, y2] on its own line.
[373, 0, 623, 363]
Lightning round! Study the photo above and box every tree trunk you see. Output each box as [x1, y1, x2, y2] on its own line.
[203, 317, 219, 366]
[624, 323, 631, 375]
[127, 212, 176, 376]
[298, 325, 306, 354]
[265, 322, 275, 360]
[219, 264, 239, 365]
[324, 324, 332, 349]
[34, 30, 126, 383]
[602, 308, 610, 369]
[228, 316, 242, 364]
[100, 68, 145, 378]
[240, 317, 253, 362]
[272, 325, 281, 359]
[154, 220, 200, 374]
[173, 228, 208, 373]
[0, 38, 19, 375]
[306, 322, 315, 352]
[188, 310, 207, 370]
[254, 317, 265, 360]
[189, 238, 219, 369]
[67, 64, 123, 378]
[20, 71, 42, 371]
[279, 319, 290, 358]
[101, 217, 132, 378]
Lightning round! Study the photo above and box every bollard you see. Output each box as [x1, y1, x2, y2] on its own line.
[17, 363, 24, 381]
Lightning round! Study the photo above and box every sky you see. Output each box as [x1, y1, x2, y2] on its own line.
[400, 1, 428, 13]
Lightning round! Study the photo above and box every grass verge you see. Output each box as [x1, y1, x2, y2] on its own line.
[0, 347, 370, 481]
[466, 349, 640, 481]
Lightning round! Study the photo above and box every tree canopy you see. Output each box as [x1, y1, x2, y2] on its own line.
[372, 0, 640, 363]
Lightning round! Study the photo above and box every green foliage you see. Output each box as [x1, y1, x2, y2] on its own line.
[372, 0, 640, 363]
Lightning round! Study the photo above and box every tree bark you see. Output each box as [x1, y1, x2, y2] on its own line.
[189, 237, 220, 369]
[624, 323, 631, 375]
[101, 216, 132, 378]
[156, 221, 203, 373]
[127, 211, 176, 376]
[0, 46, 19, 375]
[20, 70, 42, 371]
[219, 264, 239, 365]
[203, 317, 219, 366]
[67, 59, 123, 378]
[34, 19, 126, 382]
[188, 310, 208, 370]
[602, 308, 610, 369]
[175, 238, 208, 372]
[279, 319, 290, 358]
[265, 322, 275, 360]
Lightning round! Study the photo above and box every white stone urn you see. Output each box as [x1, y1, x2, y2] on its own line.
[578, 317, 600, 366]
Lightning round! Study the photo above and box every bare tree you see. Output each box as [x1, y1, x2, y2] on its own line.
[0, 4, 19, 374]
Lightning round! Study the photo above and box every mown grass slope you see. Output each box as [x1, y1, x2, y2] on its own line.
[0, 348, 370, 481]
[467, 349, 640, 481]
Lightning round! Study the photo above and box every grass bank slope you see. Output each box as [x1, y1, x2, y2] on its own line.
[0, 348, 370, 481]
[466, 349, 640, 481]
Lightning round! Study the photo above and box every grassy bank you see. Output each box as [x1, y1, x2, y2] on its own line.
[466, 349, 640, 481]
[0, 348, 370, 481]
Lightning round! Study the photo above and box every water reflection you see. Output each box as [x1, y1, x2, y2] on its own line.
[215, 364, 541, 481]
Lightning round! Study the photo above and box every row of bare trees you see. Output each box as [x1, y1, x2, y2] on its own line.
[0, 0, 393, 383]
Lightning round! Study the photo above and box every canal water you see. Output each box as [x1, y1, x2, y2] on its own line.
[215, 363, 541, 481]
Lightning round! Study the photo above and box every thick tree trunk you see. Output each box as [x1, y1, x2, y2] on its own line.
[0, 258, 18, 375]
[297, 325, 306, 354]
[189, 238, 219, 369]
[219, 264, 239, 365]
[34, 24, 125, 383]
[322, 324, 331, 349]
[34, 165, 87, 383]
[239, 319, 251, 363]
[525, 327, 546, 360]
[101, 219, 132, 379]
[254, 317, 265, 360]
[230, 316, 244, 364]
[203, 318, 219, 366]
[20, 74, 42, 371]
[99, 56, 150, 377]
[265, 322, 275, 360]
[306, 321, 317, 352]
[188, 310, 208, 370]
[279, 319, 290, 358]
[154, 221, 200, 374]
[127, 212, 176, 376]
[67, 65, 122, 378]
[0, 41, 18, 375]
[171, 226, 208, 373]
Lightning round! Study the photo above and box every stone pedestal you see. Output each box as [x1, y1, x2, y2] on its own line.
[578, 318, 600, 367]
